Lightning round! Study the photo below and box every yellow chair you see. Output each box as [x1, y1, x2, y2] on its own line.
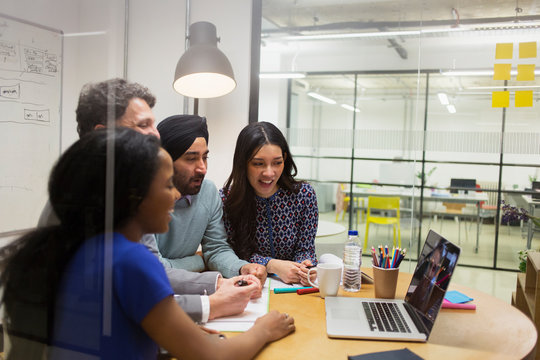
[363, 196, 401, 251]
[335, 183, 351, 221]
[335, 184, 364, 224]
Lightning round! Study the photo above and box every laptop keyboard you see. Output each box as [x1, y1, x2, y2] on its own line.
[362, 302, 411, 333]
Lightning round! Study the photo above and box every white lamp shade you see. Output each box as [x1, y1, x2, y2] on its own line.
[173, 22, 236, 98]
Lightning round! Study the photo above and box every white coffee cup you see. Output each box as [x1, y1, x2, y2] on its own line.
[307, 263, 342, 298]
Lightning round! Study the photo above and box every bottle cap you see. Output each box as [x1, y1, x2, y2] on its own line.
[348, 230, 358, 235]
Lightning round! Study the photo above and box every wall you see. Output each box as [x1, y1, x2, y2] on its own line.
[2, 0, 126, 231]
[126, 0, 185, 123]
[128, 0, 253, 187]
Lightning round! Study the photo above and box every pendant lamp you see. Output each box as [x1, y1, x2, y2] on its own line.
[173, 21, 236, 98]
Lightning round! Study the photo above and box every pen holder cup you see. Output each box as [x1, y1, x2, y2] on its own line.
[372, 266, 400, 299]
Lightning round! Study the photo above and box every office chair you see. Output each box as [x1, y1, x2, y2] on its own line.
[335, 183, 351, 222]
[335, 184, 363, 224]
[476, 182, 499, 235]
[440, 202, 469, 244]
[363, 196, 401, 251]
[439, 178, 476, 245]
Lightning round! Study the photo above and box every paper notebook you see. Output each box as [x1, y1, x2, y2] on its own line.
[204, 278, 270, 332]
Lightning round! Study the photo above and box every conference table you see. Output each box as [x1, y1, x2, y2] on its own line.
[226, 268, 537, 360]
[346, 187, 488, 253]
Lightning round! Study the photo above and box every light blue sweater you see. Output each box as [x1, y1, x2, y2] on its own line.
[155, 179, 247, 278]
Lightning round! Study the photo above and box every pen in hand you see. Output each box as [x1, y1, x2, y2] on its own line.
[236, 279, 249, 287]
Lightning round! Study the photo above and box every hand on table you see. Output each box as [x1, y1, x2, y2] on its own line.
[240, 263, 267, 287]
[209, 275, 261, 319]
[297, 259, 317, 286]
[266, 259, 313, 286]
[253, 310, 295, 343]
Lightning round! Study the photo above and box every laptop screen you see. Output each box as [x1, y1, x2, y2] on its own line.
[404, 230, 461, 334]
[532, 181, 540, 200]
[450, 178, 476, 194]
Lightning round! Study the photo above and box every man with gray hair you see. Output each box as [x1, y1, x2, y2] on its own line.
[75, 77, 159, 138]
[38, 78, 258, 323]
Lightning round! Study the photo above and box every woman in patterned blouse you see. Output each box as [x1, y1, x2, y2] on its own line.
[220, 122, 318, 285]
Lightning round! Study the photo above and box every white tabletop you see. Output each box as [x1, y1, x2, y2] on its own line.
[316, 220, 346, 237]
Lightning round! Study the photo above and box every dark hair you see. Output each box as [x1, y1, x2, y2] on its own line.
[0, 128, 161, 348]
[223, 122, 301, 259]
[76, 78, 156, 137]
[158, 115, 209, 161]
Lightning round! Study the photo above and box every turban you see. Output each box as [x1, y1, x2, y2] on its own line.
[157, 115, 209, 161]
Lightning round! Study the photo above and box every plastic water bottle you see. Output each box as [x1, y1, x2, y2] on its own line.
[343, 230, 362, 292]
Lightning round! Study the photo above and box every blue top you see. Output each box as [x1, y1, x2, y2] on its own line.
[220, 182, 319, 266]
[51, 232, 173, 359]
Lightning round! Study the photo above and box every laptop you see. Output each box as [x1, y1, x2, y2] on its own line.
[450, 178, 476, 194]
[532, 181, 540, 201]
[325, 230, 460, 342]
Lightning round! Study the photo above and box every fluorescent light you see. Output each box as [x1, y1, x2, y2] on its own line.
[467, 85, 540, 89]
[307, 92, 336, 104]
[281, 27, 479, 41]
[443, 70, 540, 76]
[341, 104, 360, 112]
[420, 27, 469, 34]
[447, 104, 456, 114]
[63, 31, 106, 37]
[259, 72, 306, 79]
[437, 92, 449, 105]
[442, 70, 494, 76]
[284, 30, 420, 41]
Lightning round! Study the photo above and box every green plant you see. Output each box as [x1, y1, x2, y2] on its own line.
[529, 175, 537, 184]
[415, 166, 437, 185]
[502, 201, 539, 272]
[518, 249, 531, 273]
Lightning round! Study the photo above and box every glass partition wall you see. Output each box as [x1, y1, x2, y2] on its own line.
[256, 0, 540, 271]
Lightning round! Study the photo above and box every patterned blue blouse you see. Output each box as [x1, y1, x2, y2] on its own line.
[220, 182, 319, 266]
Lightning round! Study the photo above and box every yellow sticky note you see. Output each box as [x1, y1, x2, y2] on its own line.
[519, 42, 537, 59]
[495, 43, 513, 59]
[493, 64, 511, 80]
[517, 64, 535, 81]
[492, 91, 509, 108]
[515, 91, 533, 107]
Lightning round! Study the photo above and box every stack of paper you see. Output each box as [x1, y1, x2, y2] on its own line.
[205, 278, 270, 332]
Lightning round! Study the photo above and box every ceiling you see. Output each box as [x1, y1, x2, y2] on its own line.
[262, 0, 540, 34]
[260, 0, 540, 99]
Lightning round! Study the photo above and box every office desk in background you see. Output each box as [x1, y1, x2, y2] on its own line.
[346, 187, 488, 252]
[225, 268, 536, 360]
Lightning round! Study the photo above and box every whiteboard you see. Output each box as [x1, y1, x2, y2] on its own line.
[0, 13, 63, 233]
